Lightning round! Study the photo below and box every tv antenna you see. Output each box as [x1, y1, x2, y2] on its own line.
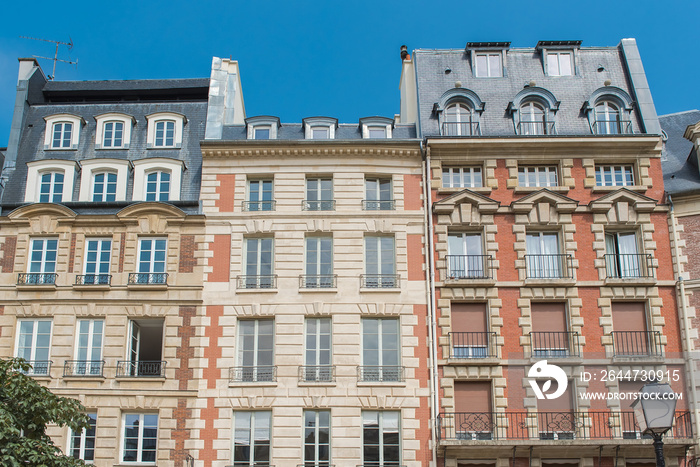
[20, 35, 78, 80]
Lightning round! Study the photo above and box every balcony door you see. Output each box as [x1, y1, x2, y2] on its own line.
[454, 381, 493, 440]
[531, 303, 570, 357]
[450, 303, 489, 358]
[612, 302, 650, 356]
[537, 384, 574, 440]
[448, 233, 484, 279]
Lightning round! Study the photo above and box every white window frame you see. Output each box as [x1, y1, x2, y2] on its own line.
[38, 171, 65, 203]
[246, 178, 274, 211]
[69, 413, 97, 462]
[120, 413, 158, 464]
[244, 237, 274, 283]
[362, 411, 401, 466]
[83, 238, 112, 277]
[145, 112, 185, 149]
[78, 159, 130, 202]
[43, 114, 83, 150]
[231, 411, 271, 466]
[15, 319, 53, 371]
[304, 409, 331, 465]
[95, 113, 134, 149]
[518, 166, 558, 187]
[364, 235, 396, 282]
[25, 160, 77, 203]
[144, 170, 171, 202]
[305, 317, 332, 368]
[447, 232, 485, 278]
[253, 126, 271, 140]
[303, 118, 337, 139]
[362, 318, 400, 376]
[236, 320, 275, 379]
[442, 167, 483, 188]
[132, 158, 183, 201]
[595, 165, 634, 187]
[28, 237, 58, 274]
[137, 238, 167, 274]
[547, 51, 574, 76]
[305, 236, 333, 281]
[74, 319, 104, 363]
[91, 171, 118, 202]
[474, 52, 503, 78]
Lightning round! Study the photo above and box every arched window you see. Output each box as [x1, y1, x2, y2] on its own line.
[444, 103, 475, 136]
[92, 172, 118, 202]
[519, 102, 547, 135]
[145, 171, 171, 202]
[594, 101, 622, 135]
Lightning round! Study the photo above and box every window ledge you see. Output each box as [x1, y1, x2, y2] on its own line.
[73, 284, 112, 291]
[63, 375, 106, 381]
[357, 381, 407, 387]
[611, 356, 665, 364]
[299, 287, 338, 293]
[16, 284, 57, 291]
[604, 277, 656, 286]
[437, 187, 493, 195]
[441, 278, 496, 287]
[527, 356, 583, 364]
[445, 357, 501, 366]
[523, 278, 576, 287]
[115, 376, 166, 382]
[298, 381, 337, 387]
[236, 288, 278, 294]
[360, 287, 401, 293]
[43, 147, 77, 151]
[591, 185, 648, 193]
[28, 375, 52, 381]
[513, 186, 570, 193]
[126, 284, 168, 291]
[228, 381, 278, 388]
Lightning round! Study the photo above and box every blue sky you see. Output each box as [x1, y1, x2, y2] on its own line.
[1, 0, 698, 147]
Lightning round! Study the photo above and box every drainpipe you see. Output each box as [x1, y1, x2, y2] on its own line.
[421, 137, 439, 467]
[668, 193, 700, 449]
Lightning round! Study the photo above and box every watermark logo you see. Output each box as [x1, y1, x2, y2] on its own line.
[528, 360, 567, 400]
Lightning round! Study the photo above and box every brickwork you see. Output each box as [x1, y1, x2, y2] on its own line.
[403, 173, 423, 210]
[215, 174, 236, 212]
[0, 236, 16, 273]
[118, 232, 126, 273]
[178, 235, 196, 273]
[207, 234, 231, 282]
[407, 234, 425, 281]
[67, 233, 76, 273]
[678, 214, 700, 278]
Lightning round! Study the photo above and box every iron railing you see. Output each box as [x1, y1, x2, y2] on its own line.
[229, 366, 277, 383]
[593, 119, 633, 135]
[437, 411, 692, 441]
[529, 331, 580, 358]
[299, 275, 337, 289]
[362, 200, 396, 211]
[237, 275, 277, 289]
[445, 255, 493, 280]
[128, 273, 168, 285]
[357, 365, 405, 382]
[242, 200, 276, 211]
[21, 360, 52, 376]
[17, 273, 57, 285]
[75, 274, 112, 285]
[63, 360, 105, 377]
[611, 331, 662, 357]
[442, 121, 481, 136]
[298, 365, 335, 382]
[361, 274, 399, 288]
[517, 121, 556, 135]
[448, 332, 497, 359]
[116, 360, 166, 377]
[605, 254, 654, 279]
[525, 254, 573, 279]
[303, 200, 336, 211]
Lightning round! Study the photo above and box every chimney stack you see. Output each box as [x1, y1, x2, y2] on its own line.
[400, 45, 410, 61]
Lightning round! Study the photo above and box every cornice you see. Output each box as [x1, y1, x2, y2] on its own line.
[200, 140, 421, 159]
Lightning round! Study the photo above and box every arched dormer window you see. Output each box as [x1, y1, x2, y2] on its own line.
[43, 114, 84, 150]
[507, 87, 559, 136]
[132, 158, 184, 202]
[595, 101, 622, 135]
[583, 86, 635, 135]
[25, 160, 78, 203]
[519, 101, 548, 135]
[444, 103, 475, 136]
[434, 88, 485, 136]
[78, 159, 130, 202]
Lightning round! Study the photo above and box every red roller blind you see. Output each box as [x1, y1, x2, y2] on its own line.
[451, 303, 487, 333]
[531, 303, 567, 333]
[455, 381, 492, 413]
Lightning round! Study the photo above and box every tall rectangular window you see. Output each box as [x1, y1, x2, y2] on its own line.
[26, 238, 58, 285]
[612, 302, 655, 356]
[454, 382, 493, 439]
[237, 320, 274, 382]
[531, 303, 571, 358]
[305, 236, 333, 288]
[304, 410, 330, 466]
[92, 172, 117, 201]
[122, 413, 158, 463]
[364, 178, 393, 210]
[70, 413, 97, 462]
[103, 121, 124, 147]
[595, 165, 634, 187]
[526, 232, 562, 278]
[364, 236, 396, 288]
[124, 319, 164, 377]
[244, 238, 274, 288]
[442, 167, 482, 188]
[547, 52, 573, 76]
[233, 411, 271, 466]
[247, 179, 274, 211]
[362, 411, 400, 466]
[16, 319, 52, 375]
[39, 171, 64, 202]
[138, 238, 166, 274]
[52, 122, 73, 148]
[154, 120, 175, 147]
[304, 317, 332, 381]
[84, 238, 111, 284]
[518, 166, 558, 187]
[450, 303, 489, 358]
[305, 178, 333, 210]
[447, 233, 485, 279]
[74, 319, 104, 375]
[475, 53, 502, 77]
[362, 318, 400, 382]
[605, 232, 643, 278]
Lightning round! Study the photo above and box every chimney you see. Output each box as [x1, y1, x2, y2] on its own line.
[400, 45, 410, 61]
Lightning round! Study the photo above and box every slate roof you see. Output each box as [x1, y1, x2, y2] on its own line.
[659, 110, 700, 197]
[413, 45, 644, 137]
[42, 79, 209, 102]
[221, 122, 417, 140]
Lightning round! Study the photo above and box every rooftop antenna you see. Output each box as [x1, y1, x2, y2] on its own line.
[20, 35, 78, 80]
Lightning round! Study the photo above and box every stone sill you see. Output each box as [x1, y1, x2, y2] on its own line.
[444, 357, 501, 366]
[126, 284, 168, 291]
[437, 187, 493, 195]
[63, 375, 106, 381]
[73, 284, 111, 291]
[236, 288, 278, 294]
[228, 381, 278, 388]
[359, 287, 401, 293]
[591, 185, 648, 193]
[297, 382, 337, 387]
[441, 279, 496, 288]
[16, 284, 57, 291]
[115, 377, 166, 382]
[604, 277, 657, 286]
[513, 186, 570, 194]
[298, 288, 338, 293]
[523, 278, 576, 287]
[356, 381, 407, 387]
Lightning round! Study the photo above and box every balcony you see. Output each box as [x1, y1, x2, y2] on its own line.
[593, 119, 633, 135]
[20, 360, 52, 376]
[116, 360, 166, 378]
[128, 273, 168, 285]
[237, 275, 277, 289]
[442, 121, 481, 136]
[611, 330, 662, 357]
[362, 200, 396, 211]
[242, 200, 276, 211]
[448, 332, 497, 359]
[63, 360, 105, 377]
[17, 273, 57, 285]
[605, 254, 654, 279]
[300, 275, 337, 289]
[445, 255, 493, 280]
[517, 121, 556, 135]
[298, 365, 335, 382]
[437, 411, 692, 441]
[525, 254, 573, 279]
[75, 274, 112, 285]
[357, 365, 405, 382]
[529, 331, 581, 358]
[361, 274, 399, 289]
[303, 200, 335, 211]
[229, 366, 277, 383]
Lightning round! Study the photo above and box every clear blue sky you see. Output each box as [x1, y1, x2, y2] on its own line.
[1, 0, 698, 147]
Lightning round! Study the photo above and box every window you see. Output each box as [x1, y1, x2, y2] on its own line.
[52, 122, 73, 149]
[518, 166, 558, 188]
[547, 51, 573, 76]
[246, 116, 280, 140]
[361, 318, 400, 381]
[103, 121, 124, 148]
[594, 101, 623, 134]
[95, 113, 133, 149]
[122, 413, 158, 463]
[122, 319, 164, 377]
[519, 102, 549, 135]
[43, 114, 82, 150]
[146, 112, 185, 149]
[443, 103, 477, 136]
[368, 127, 387, 138]
[360, 116, 393, 139]
[595, 165, 634, 187]
[304, 318, 332, 381]
[526, 232, 564, 279]
[450, 304, 491, 358]
[154, 120, 175, 147]
[304, 410, 330, 466]
[237, 320, 274, 382]
[15, 319, 52, 375]
[145, 171, 171, 201]
[83, 239, 111, 285]
[243, 238, 274, 289]
[304, 236, 333, 288]
[70, 413, 97, 462]
[447, 233, 486, 279]
[303, 117, 337, 139]
[233, 411, 271, 466]
[39, 171, 64, 202]
[254, 127, 270, 139]
[305, 178, 334, 211]
[92, 172, 117, 202]
[530, 303, 573, 358]
[364, 236, 396, 288]
[246, 179, 274, 211]
[606, 232, 646, 278]
[475, 52, 502, 77]
[612, 302, 656, 356]
[72, 319, 104, 375]
[442, 167, 482, 188]
[454, 382, 493, 439]
[311, 126, 330, 139]
[364, 178, 394, 210]
[536, 384, 574, 440]
[134, 238, 167, 284]
[25, 238, 58, 285]
[362, 411, 400, 466]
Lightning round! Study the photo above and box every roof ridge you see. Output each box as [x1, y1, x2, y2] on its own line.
[659, 109, 700, 118]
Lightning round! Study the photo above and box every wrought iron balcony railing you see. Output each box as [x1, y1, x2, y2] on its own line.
[128, 273, 168, 285]
[116, 360, 166, 377]
[357, 365, 405, 382]
[442, 121, 481, 136]
[361, 274, 399, 288]
[517, 121, 556, 135]
[242, 200, 276, 211]
[298, 365, 335, 382]
[299, 274, 337, 289]
[75, 274, 112, 285]
[63, 360, 105, 377]
[605, 254, 654, 279]
[437, 411, 692, 441]
[229, 366, 277, 383]
[20, 360, 52, 376]
[17, 273, 57, 285]
[445, 255, 493, 280]
[448, 332, 497, 359]
[611, 331, 662, 357]
[362, 200, 396, 211]
[525, 254, 573, 279]
[593, 119, 633, 135]
[529, 331, 581, 358]
[237, 275, 277, 289]
[302, 200, 336, 211]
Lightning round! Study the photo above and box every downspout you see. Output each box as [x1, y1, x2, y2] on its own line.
[668, 193, 700, 447]
[421, 137, 439, 467]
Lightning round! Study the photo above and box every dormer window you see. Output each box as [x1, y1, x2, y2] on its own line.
[26, 160, 78, 203]
[95, 113, 134, 149]
[360, 117, 394, 139]
[132, 158, 184, 201]
[466, 42, 509, 78]
[254, 127, 271, 139]
[303, 117, 338, 140]
[145, 171, 171, 201]
[520, 102, 547, 135]
[312, 127, 330, 139]
[40, 172, 64, 202]
[246, 116, 280, 140]
[43, 114, 84, 150]
[536, 41, 581, 77]
[78, 159, 130, 202]
[583, 87, 635, 135]
[52, 123, 72, 148]
[508, 87, 559, 136]
[146, 112, 185, 149]
[547, 51, 573, 76]
[155, 121, 175, 147]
